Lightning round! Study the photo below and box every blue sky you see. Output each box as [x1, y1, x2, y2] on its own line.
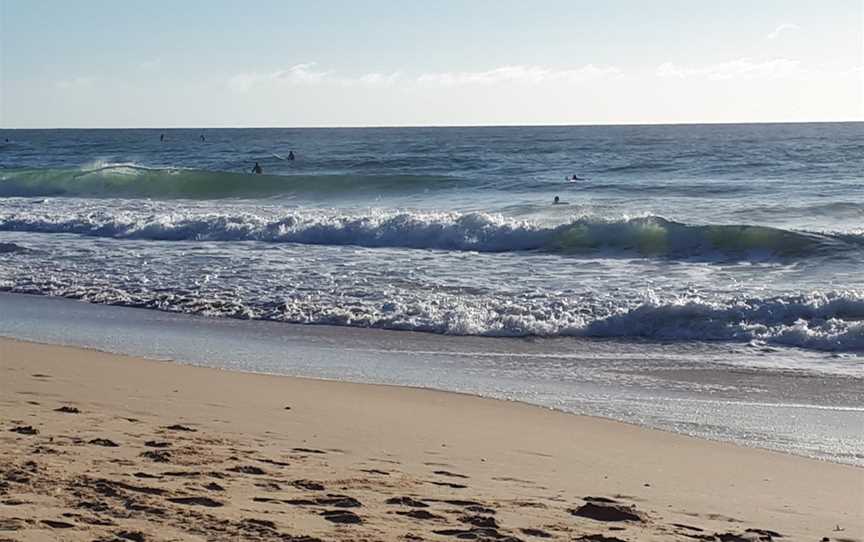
[1, 0, 861, 127]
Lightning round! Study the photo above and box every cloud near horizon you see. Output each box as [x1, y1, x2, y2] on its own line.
[416, 64, 623, 86]
[656, 58, 804, 80]
[227, 63, 623, 93]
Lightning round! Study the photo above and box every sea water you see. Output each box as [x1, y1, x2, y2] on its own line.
[1, 124, 862, 462]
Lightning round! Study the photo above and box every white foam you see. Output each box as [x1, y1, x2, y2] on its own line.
[0, 206, 859, 258]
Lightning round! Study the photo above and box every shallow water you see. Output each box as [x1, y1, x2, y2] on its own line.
[2, 293, 861, 465]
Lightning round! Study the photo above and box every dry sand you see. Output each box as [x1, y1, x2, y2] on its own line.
[0, 338, 861, 542]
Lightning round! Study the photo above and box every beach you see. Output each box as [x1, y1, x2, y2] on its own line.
[3, 0, 863, 539]
[2, 338, 861, 542]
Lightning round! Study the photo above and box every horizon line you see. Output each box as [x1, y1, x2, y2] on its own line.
[1, 119, 862, 130]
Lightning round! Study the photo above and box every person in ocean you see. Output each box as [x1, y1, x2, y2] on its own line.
[553, 196, 567, 204]
[287, 151, 295, 161]
[568, 174, 585, 181]
[160, 133, 164, 142]
[200, 134, 206, 142]
[251, 162, 263, 174]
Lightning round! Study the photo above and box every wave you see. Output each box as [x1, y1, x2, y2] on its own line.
[3, 279, 862, 351]
[0, 242, 31, 254]
[732, 201, 864, 219]
[578, 292, 864, 351]
[0, 208, 860, 259]
[0, 165, 461, 199]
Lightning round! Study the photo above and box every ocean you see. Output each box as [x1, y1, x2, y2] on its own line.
[1, 123, 862, 463]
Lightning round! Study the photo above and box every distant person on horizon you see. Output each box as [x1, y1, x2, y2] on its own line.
[251, 162, 263, 174]
[200, 134, 206, 142]
[160, 133, 164, 142]
[287, 151, 295, 161]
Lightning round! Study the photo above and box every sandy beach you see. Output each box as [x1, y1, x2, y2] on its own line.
[0, 340, 864, 541]
[0, 337, 862, 542]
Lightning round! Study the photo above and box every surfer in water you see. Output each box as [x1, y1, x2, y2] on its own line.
[553, 196, 567, 205]
[160, 133, 165, 142]
[287, 151, 295, 161]
[568, 174, 586, 182]
[251, 162, 263, 174]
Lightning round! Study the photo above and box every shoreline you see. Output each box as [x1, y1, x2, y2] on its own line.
[1, 338, 862, 541]
[1, 333, 858, 467]
[1, 290, 862, 470]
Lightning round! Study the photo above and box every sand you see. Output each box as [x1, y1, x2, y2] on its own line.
[0, 337, 861, 542]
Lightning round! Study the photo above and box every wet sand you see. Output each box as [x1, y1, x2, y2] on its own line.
[1, 338, 861, 541]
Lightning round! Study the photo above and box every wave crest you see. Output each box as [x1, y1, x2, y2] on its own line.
[0, 165, 461, 198]
[0, 209, 864, 259]
[0, 209, 860, 259]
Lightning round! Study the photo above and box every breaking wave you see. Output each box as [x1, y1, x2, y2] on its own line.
[0, 208, 860, 259]
[2, 277, 862, 351]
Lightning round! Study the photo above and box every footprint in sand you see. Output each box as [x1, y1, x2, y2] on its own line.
[140, 450, 171, 463]
[569, 498, 645, 523]
[9, 425, 38, 435]
[360, 468, 390, 476]
[41, 519, 75, 529]
[460, 515, 498, 529]
[427, 480, 468, 489]
[227, 465, 267, 475]
[88, 438, 119, 447]
[396, 509, 443, 520]
[283, 494, 362, 508]
[168, 496, 223, 507]
[320, 509, 362, 524]
[292, 479, 325, 491]
[433, 470, 469, 479]
[163, 424, 196, 432]
[292, 447, 327, 454]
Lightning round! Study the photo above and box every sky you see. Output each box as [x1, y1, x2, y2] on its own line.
[1, 0, 862, 128]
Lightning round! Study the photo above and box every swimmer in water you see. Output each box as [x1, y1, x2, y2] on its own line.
[251, 162, 263, 174]
[568, 174, 586, 182]
[287, 150, 295, 161]
[553, 196, 567, 205]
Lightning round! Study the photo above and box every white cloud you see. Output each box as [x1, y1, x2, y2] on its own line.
[228, 63, 331, 92]
[656, 58, 803, 80]
[228, 63, 621, 92]
[55, 76, 96, 89]
[416, 64, 622, 86]
[767, 23, 800, 40]
[228, 63, 404, 92]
